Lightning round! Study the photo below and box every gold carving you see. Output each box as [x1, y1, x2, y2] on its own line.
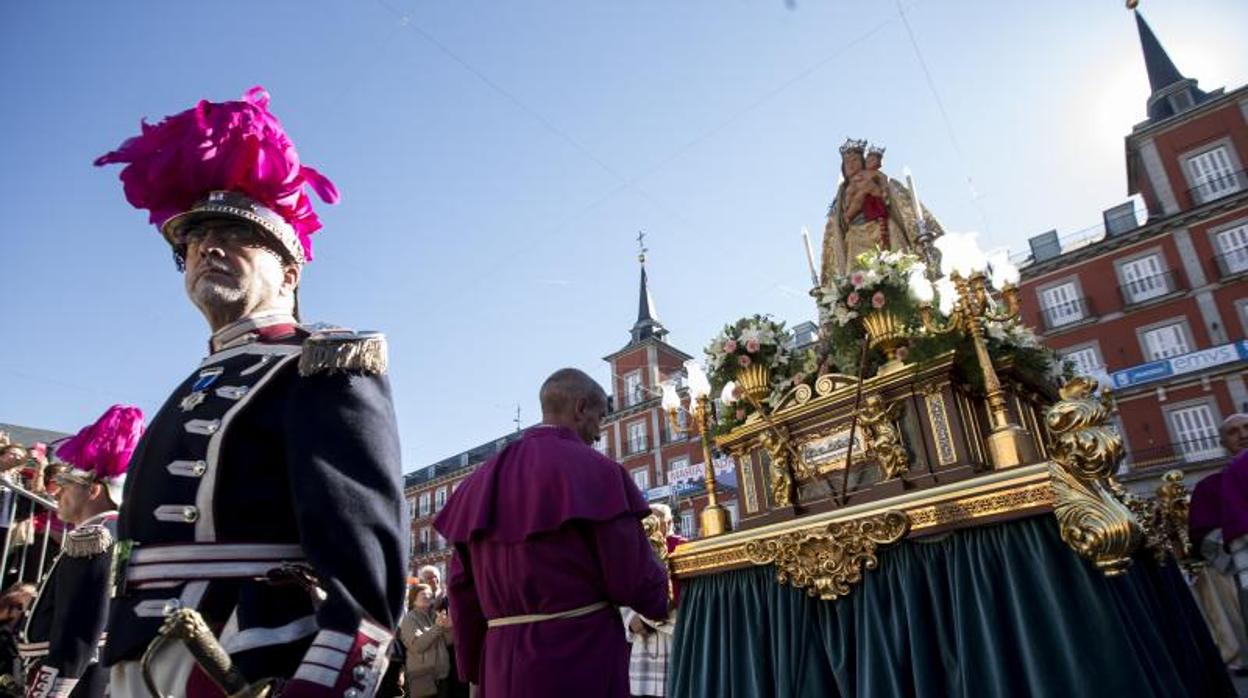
[815, 373, 859, 397]
[1047, 376, 1142, 576]
[858, 394, 910, 480]
[737, 448, 759, 514]
[907, 482, 1052, 530]
[761, 428, 796, 507]
[1119, 470, 1193, 565]
[736, 364, 772, 403]
[744, 511, 909, 600]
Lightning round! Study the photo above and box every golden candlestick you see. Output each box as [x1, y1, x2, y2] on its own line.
[664, 390, 731, 538]
[919, 271, 1037, 469]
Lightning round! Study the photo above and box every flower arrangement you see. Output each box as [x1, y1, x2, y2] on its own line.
[816, 249, 927, 370]
[705, 315, 792, 390]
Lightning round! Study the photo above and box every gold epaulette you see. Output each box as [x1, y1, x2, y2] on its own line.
[64, 525, 113, 558]
[299, 330, 388, 377]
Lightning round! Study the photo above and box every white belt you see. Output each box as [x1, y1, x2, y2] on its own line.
[486, 601, 609, 628]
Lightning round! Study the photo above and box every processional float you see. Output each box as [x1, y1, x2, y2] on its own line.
[660, 139, 1226, 697]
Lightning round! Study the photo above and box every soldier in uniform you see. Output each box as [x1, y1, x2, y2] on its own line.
[94, 87, 406, 698]
[21, 405, 145, 698]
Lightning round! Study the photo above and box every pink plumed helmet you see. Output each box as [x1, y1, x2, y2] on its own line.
[55, 404, 145, 505]
[94, 86, 339, 267]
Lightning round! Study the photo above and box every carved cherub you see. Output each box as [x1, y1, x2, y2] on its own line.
[858, 394, 909, 481]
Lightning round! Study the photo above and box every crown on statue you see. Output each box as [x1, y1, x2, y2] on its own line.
[839, 138, 868, 155]
[867, 144, 886, 158]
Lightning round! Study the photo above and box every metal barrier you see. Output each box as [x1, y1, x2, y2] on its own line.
[0, 476, 59, 592]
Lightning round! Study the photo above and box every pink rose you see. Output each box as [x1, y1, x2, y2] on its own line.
[738, 355, 752, 367]
[846, 292, 860, 308]
[735, 408, 746, 420]
[745, 338, 761, 353]
[791, 372, 806, 386]
[723, 339, 738, 353]
[850, 272, 866, 288]
[872, 291, 886, 309]
[896, 346, 909, 360]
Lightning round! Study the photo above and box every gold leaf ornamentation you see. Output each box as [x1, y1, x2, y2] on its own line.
[1046, 376, 1141, 576]
[743, 510, 908, 600]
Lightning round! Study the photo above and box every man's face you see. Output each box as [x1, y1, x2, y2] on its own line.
[573, 396, 608, 445]
[1222, 416, 1248, 454]
[181, 220, 292, 317]
[421, 571, 440, 593]
[55, 480, 93, 525]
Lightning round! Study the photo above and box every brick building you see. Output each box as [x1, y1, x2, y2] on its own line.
[403, 257, 739, 578]
[1016, 12, 1248, 490]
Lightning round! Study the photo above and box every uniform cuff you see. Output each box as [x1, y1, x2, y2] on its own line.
[25, 667, 77, 698]
[282, 620, 392, 697]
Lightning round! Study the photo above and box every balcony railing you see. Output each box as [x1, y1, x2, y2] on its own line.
[1118, 270, 1184, 307]
[1213, 250, 1248, 279]
[1124, 437, 1226, 471]
[1039, 297, 1095, 332]
[1187, 170, 1247, 206]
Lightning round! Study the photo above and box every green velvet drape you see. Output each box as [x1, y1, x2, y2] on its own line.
[669, 516, 1231, 697]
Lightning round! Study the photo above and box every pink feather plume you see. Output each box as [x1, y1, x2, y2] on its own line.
[94, 86, 339, 261]
[55, 404, 146, 480]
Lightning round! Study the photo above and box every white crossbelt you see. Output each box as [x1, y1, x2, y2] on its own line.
[486, 601, 610, 628]
[124, 542, 306, 588]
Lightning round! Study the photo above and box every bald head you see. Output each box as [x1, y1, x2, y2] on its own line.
[1221, 414, 1248, 454]
[540, 368, 609, 445]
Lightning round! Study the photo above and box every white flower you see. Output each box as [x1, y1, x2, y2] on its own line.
[740, 327, 762, 344]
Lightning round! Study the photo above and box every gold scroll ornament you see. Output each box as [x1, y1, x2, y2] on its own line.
[1046, 376, 1142, 576]
[744, 510, 909, 600]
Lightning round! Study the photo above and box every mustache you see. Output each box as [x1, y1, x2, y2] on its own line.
[196, 258, 237, 280]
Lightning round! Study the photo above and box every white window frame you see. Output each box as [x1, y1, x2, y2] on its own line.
[434, 486, 447, 512]
[419, 526, 431, 552]
[593, 433, 610, 456]
[623, 370, 644, 408]
[406, 497, 416, 519]
[1061, 343, 1104, 376]
[1036, 278, 1085, 328]
[627, 421, 648, 454]
[631, 467, 650, 493]
[1116, 250, 1168, 304]
[1212, 220, 1248, 276]
[1184, 140, 1243, 204]
[418, 492, 431, 518]
[1138, 318, 1193, 360]
[680, 510, 696, 539]
[1164, 400, 1224, 464]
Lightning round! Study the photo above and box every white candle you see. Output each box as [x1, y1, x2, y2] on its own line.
[904, 166, 923, 224]
[801, 226, 819, 287]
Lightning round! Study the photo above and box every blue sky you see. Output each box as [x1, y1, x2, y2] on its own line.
[2, 1, 1246, 470]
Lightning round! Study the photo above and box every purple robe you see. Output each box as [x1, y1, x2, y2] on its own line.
[1189, 472, 1222, 547]
[1223, 450, 1248, 545]
[434, 426, 669, 698]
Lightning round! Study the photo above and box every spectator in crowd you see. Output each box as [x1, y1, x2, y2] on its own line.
[623, 504, 683, 698]
[418, 565, 468, 698]
[0, 583, 36, 687]
[399, 583, 452, 698]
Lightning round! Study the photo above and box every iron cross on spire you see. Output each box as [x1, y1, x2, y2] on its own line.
[637, 230, 648, 264]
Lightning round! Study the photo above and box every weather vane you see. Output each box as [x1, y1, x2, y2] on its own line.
[637, 230, 648, 264]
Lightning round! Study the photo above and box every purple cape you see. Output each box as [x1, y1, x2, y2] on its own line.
[435, 426, 650, 543]
[1189, 472, 1222, 546]
[1222, 449, 1248, 545]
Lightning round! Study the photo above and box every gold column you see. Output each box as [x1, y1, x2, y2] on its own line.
[695, 396, 732, 537]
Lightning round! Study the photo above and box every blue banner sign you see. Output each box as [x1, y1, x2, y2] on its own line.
[1110, 340, 1248, 390]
